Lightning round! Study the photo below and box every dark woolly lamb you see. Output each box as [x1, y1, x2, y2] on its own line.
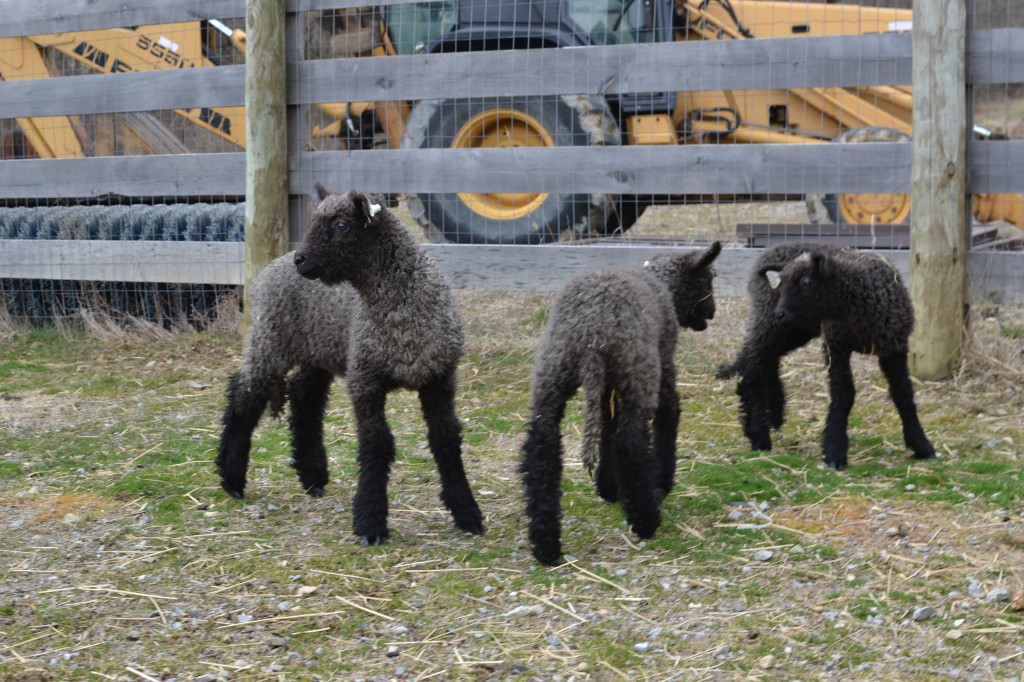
[717, 242, 935, 470]
[216, 186, 484, 545]
[521, 243, 722, 565]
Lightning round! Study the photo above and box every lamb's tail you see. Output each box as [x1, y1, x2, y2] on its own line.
[580, 358, 608, 476]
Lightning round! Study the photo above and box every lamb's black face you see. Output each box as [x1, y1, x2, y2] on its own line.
[678, 267, 715, 331]
[774, 251, 833, 327]
[673, 241, 721, 331]
[294, 185, 382, 285]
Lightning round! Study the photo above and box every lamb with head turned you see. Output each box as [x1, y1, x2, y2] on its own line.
[521, 242, 722, 565]
[718, 242, 935, 470]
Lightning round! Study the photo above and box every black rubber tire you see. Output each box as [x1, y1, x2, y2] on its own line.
[402, 96, 620, 244]
[805, 126, 911, 225]
[607, 196, 649, 236]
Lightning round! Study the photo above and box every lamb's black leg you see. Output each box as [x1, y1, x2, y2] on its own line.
[349, 380, 395, 545]
[765, 328, 819, 434]
[765, 356, 787, 431]
[651, 370, 680, 499]
[738, 326, 818, 451]
[878, 352, 936, 460]
[594, 387, 620, 502]
[731, 321, 780, 451]
[216, 372, 268, 499]
[521, 375, 575, 566]
[733, 329, 777, 451]
[738, 365, 774, 452]
[614, 408, 661, 540]
[287, 367, 334, 497]
[822, 346, 855, 470]
[418, 371, 484, 536]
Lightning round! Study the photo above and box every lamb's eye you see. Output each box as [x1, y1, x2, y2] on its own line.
[335, 220, 349, 233]
[799, 275, 813, 287]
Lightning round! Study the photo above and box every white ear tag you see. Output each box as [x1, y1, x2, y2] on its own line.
[765, 270, 781, 289]
[369, 203, 382, 217]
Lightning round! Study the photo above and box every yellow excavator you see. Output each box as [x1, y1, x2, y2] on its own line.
[0, 20, 247, 158]
[1, 1, 1020, 245]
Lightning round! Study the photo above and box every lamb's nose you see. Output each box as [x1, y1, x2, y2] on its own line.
[294, 252, 306, 266]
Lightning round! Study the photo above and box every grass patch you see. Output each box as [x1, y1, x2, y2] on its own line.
[1, 295, 1022, 680]
[1000, 324, 1024, 340]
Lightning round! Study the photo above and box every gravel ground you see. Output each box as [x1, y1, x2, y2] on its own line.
[2, 215, 1024, 681]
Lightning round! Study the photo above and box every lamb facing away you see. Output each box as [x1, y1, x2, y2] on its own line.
[216, 186, 484, 545]
[717, 242, 935, 470]
[521, 242, 722, 565]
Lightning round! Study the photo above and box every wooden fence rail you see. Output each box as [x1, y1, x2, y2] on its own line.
[3, 28, 1021, 117]
[1, 28, 1021, 199]
[2, 239, 1022, 305]
[2, 140, 1022, 200]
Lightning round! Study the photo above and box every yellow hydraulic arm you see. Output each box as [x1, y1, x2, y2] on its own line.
[25, 22, 247, 147]
[0, 36, 86, 157]
[0, 21, 248, 157]
[2, 17, 394, 157]
[675, 0, 912, 142]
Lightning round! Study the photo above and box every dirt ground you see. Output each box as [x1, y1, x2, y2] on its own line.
[2, 288, 1023, 681]
[1, 218, 1024, 680]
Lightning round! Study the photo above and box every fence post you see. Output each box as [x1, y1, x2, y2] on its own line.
[909, 0, 968, 380]
[243, 0, 289, 332]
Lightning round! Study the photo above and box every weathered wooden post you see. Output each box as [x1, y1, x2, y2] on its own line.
[243, 0, 289, 331]
[909, 0, 968, 379]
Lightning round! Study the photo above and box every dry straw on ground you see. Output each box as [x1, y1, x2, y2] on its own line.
[1, 213, 1023, 680]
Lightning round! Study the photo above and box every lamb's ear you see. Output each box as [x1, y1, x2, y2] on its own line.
[756, 265, 782, 289]
[351, 192, 383, 225]
[811, 251, 835, 280]
[698, 241, 722, 269]
[314, 182, 332, 202]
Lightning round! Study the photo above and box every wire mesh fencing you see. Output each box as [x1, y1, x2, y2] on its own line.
[1, 0, 1022, 332]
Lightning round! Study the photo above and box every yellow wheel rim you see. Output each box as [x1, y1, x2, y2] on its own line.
[838, 191, 911, 225]
[452, 109, 553, 221]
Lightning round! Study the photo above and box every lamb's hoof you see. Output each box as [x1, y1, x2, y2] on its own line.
[221, 483, 245, 500]
[629, 513, 661, 540]
[912, 448, 937, 460]
[354, 512, 389, 546]
[748, 435, 772, 452]
[453, 508, 485, 536]
[532, 545, 563, 566]
[824, 457, 847, 471]
[306, 485, 325, 498]
[460, 520, 485, 536]
[358, 532, 388, 547]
